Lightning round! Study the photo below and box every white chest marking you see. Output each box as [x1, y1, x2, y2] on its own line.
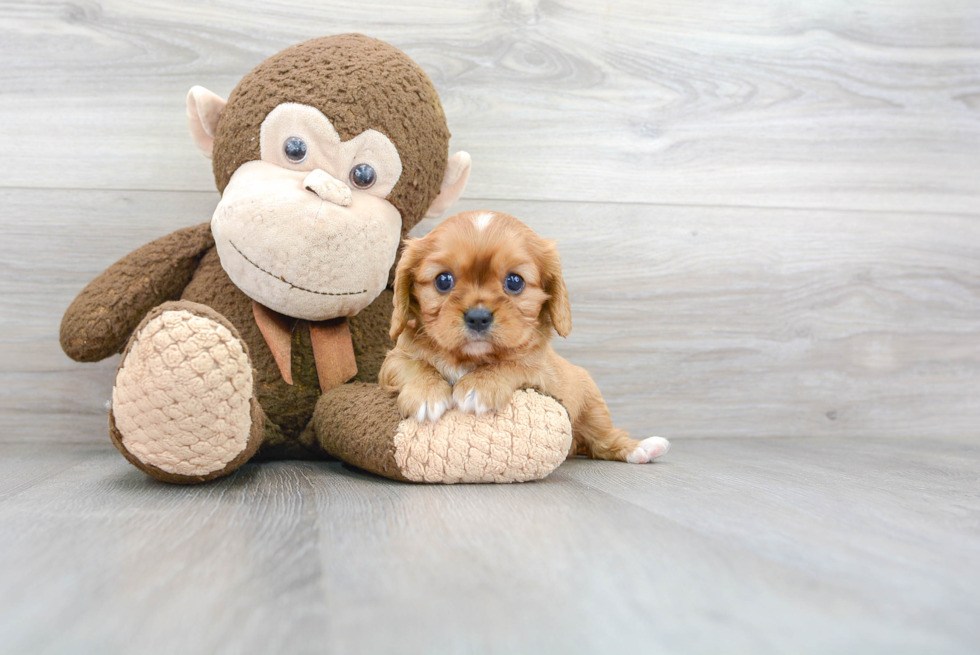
[434, 359, 475, 385]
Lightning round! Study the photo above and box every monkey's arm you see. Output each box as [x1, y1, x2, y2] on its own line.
[60, 222, 215, 362]
[312, 383, 572, 483]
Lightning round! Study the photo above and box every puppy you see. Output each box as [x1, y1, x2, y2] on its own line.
[379, 211, 669, 464]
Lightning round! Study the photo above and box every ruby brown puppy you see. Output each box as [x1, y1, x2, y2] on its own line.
[380, 211, 670, 464]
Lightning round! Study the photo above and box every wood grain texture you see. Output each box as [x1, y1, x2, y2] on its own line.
[3, 189, 977, 443]
[0, 437, 977, 654]
[0, 0, 978, 212]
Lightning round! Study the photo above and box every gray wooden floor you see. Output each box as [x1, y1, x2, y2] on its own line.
[1, 436, 977, 655]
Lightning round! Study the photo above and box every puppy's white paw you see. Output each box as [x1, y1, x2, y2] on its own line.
[414, 398, 450, 423]
[397, 377, 453, 423]
[626, 436, 670, 464]
[456, 388, 490, 415]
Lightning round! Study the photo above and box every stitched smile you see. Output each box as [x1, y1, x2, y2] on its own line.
[229, 241, 367, 296]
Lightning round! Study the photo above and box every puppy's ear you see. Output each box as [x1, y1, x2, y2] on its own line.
[539, 239, 572, 338]
[390, 238, 428, 340]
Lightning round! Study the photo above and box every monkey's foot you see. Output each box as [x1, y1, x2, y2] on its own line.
[315, 385, 572, 484]
[110, 302, 263, 484]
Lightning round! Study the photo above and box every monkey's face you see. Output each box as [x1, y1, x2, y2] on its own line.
[211, 103, 405, 320]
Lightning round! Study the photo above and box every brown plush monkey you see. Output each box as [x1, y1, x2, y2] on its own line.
[61, 34, 571, 484]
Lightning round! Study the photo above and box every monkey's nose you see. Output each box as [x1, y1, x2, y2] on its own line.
[304, 169, 352, 207]
[464, 307, 494, 333]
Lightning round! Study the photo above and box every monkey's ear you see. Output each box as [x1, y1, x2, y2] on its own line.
[390, 238, 429, 340]
[424, 151, 472, 219]
[186, 86, 227, 159]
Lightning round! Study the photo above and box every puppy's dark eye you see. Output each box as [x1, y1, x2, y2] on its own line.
[349, 163, 377, 189]
[283, 137, 307, 163]
[505, 273, 525, 294]
[434, 271, 455, 293]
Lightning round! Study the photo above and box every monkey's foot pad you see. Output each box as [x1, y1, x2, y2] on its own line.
[392, 390, 573, 484]
[111, 303, 256, 481]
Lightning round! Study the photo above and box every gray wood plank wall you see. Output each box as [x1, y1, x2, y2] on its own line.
[1, 0, 978, 442]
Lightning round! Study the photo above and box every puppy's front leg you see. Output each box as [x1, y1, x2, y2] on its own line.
[453, 362, 526, 415]
[379, 352, 453, 423]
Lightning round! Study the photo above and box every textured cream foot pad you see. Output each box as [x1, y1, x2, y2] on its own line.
[392, 390, 573, 484]
[112, 309, 254, 477]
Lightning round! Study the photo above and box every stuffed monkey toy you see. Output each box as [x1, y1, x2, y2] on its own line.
[60, 34, 572, 484]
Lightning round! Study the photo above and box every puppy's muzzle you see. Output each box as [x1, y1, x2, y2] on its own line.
[464, 307, 493, 333]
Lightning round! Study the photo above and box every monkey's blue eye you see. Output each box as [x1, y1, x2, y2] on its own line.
[505, 273, 525, 294]
[283, 137, 307, 163]
[434, 272, 455, 293]
[350, 163, 377, 189]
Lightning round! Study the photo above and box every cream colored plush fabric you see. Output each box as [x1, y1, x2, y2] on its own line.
[186, 85, 226, 159]
[259, 103, 403, 200]
[423, 151, 472, 219]
[112, 309, 254, 476]
[392, 390, 572, 483]
[211, 160, 402, 321]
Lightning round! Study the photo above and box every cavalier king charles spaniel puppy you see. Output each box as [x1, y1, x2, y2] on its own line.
[379, 211, 669, 464]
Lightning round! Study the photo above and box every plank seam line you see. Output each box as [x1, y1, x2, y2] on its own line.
[1, 186, 979, 219]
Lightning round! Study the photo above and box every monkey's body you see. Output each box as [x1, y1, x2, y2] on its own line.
[180, 231, 391, 457]
[60, 35, 573, 484]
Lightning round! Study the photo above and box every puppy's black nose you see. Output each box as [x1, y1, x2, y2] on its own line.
[464, 307, 493, 332]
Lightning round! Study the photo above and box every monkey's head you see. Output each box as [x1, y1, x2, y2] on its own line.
[185, 34, 471, 321]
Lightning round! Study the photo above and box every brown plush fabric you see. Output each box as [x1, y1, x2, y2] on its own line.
[310, 382, 409, 481]
[61, 219, 408, 475]
[212, 34, 450, 236]
[348, 288, 395, 383]
[60, 223, 214, 362]
[179, 246, 320, 450]
[108, 301, 267, 484]
[179, 244, 396, 458]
